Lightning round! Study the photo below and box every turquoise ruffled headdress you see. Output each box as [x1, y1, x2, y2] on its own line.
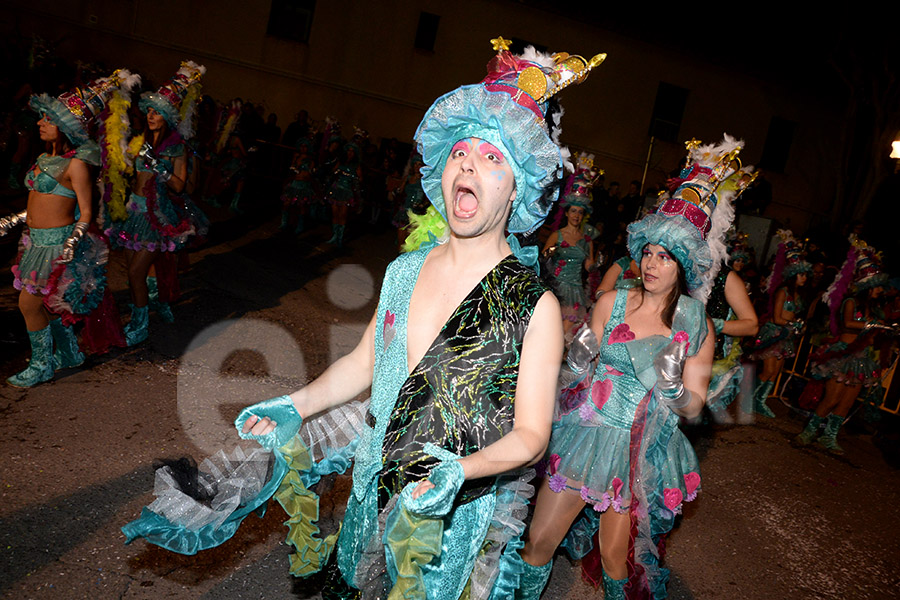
[139, 60, 205, 139]
[29, 69, 140, 146]
[627, 135, 756, 301]
[414, 37, 606, 236]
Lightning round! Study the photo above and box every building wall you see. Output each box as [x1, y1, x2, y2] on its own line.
[3, 0, 844, 233]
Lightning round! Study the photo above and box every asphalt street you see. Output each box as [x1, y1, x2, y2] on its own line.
[2, 212, 899, 599]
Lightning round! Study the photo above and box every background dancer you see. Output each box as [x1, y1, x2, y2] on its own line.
[3, 69, 136, 387]
[104, 61, 205, 346]
[747, 230, 811, 417]
[796, 238, 891, 453]
[518, 137, 750, 600]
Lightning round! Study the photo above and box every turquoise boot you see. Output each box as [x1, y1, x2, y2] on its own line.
[294, 216, 305, 234]
[147, 276, 174, 323]
[817, 414, 845, 455]
[752, 380, 776, 418]
[50, 319, 84, 370]
[602, 572, 627, 600]
[124, 304, 150, 346]
[327, 224, 345, 247]
[7, 325, 55, 387]
[229, 192, 243, 213]
[794, 414, 824, 446]
[279, 212, 289, 230]
[514, 560, 552, 599]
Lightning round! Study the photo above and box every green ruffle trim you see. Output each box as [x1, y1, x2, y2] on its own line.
[275, 436, 340, 577]
[384, 504, 443, 599]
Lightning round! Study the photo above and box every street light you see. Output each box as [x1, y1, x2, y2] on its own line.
[892, 140, 900, 159]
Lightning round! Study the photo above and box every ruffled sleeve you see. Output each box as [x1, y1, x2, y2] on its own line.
[672, 294, 708, 357]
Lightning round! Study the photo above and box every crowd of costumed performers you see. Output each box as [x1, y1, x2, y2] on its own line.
[1, 60, 209, 387]
[0, 69, 139, 387]
[120, 37, 623, 599]
[541, 152, 602, 341]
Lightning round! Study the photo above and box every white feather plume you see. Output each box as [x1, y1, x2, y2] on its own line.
[521, 46, 556, 68]
[690, 134, 745, 303]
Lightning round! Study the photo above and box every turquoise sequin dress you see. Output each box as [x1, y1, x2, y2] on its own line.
[749, 294, 803, 361]
[106, 142, 197, 252]
[550, 288, 706, 597]
[810, 300, 885, 386]
[13, 143, 108, 320]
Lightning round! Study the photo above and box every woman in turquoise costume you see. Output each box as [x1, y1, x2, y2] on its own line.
[795, 238, 890, 454]
[542, 166, 600, 339]
[747, 230, 811, 418]
[325, 141, 362, 248]
[1, 70, 137, 387]
[519, 137, 752, 599]
[279, 137, 316, 233]
[705, 235, 758, 418]
[122, 38, 603, 599]
[104, 61, 205, 346]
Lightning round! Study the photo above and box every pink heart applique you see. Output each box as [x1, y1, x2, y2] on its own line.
[605, 364, 624, 377]
[383, 310, 396, 350]
[610, 477, 624, 499]
[663, 487, 684, 511]
[548, 453, 561, 475]
[608, 323, 635, 344]
[591, 379, 613, 410]
[684, 472, 700, 497]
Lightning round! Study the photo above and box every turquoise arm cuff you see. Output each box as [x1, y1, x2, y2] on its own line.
[400, 459, 465, 518]
[235, 394, 303, 450]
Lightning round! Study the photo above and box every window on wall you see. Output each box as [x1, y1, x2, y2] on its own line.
[648, 82, 689, 143]
[759, 116, 796, 173]
[414, 12, 440, 51]
[267, 0, 315, 43]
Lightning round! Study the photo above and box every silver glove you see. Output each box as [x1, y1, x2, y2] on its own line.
[59, 222, 89, 263]
[653, 339, 692, 409]
[559, 326, 601, 388]
[138, 142, 172, 182]
[567, 326, 601, 374]
[0, 210, 27, 236]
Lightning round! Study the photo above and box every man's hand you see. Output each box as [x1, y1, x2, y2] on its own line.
[402, 460, 465, 518]
[235, 395, 303, 450]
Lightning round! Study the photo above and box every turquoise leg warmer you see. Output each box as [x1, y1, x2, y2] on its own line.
[147, 276, 174, 323]
[753, 380, 776, 418]
[7, 325, 55, 387]
[50, 319, 84, 370]
[794, 414, 824, 446]
[514, 560, 552, 599]
[817, 413, 845, 454]
[602, 572, 627, 600]
[124, 304, 150, 347]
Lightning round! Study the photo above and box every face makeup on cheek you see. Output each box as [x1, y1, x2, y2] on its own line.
[641, 244, 677, 291]
[440, 137, 516, 237]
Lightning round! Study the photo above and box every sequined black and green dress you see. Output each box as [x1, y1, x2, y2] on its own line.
[336, 246, 548, 599]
